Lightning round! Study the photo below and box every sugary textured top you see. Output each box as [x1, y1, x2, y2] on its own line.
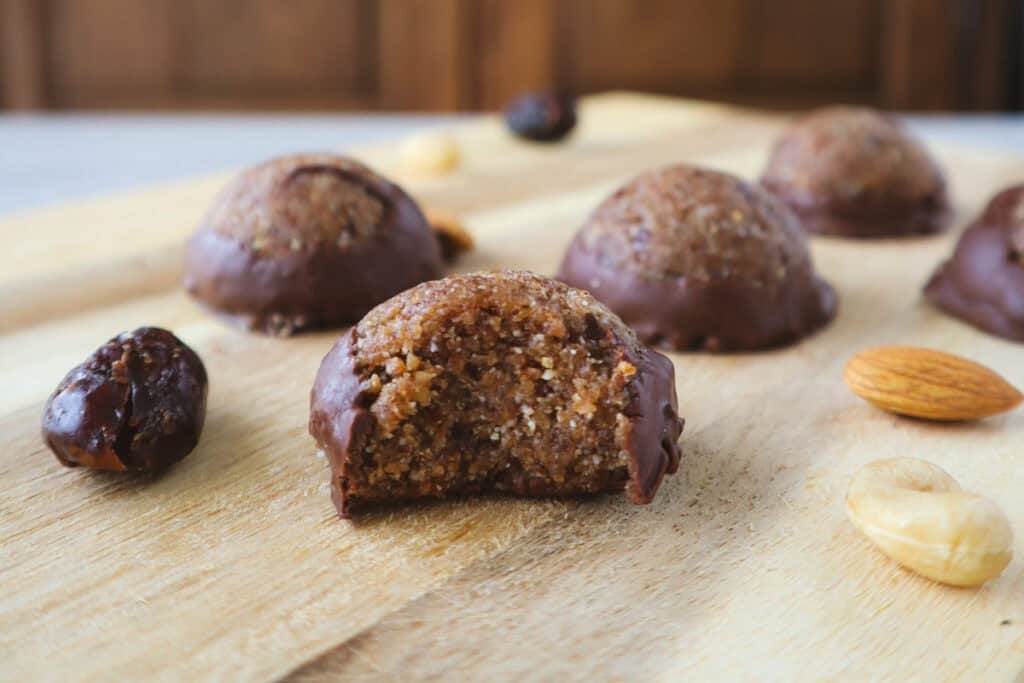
[577, 164, 812, 286]
[201, 153, 389, 256]
[761, 106, 944, 211]
[354, 270, 644, 366]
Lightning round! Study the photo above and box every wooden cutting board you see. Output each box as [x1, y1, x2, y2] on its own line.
[2, 93, 1023, 682]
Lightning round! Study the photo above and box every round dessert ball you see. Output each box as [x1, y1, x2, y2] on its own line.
[42, 327, 207, 472]
[760, 106, 950, 238]
[185, 153, 442, 335]
[309, 270, 683, 517]
[557, 164, 837, 352]
[925, 184, 1024, 342]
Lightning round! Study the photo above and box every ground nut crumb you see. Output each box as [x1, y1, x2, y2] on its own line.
[385, 357, 406, 376]
[343, 271, 648, 504]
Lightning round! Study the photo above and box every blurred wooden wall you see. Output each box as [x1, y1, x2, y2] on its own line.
[1, 0, 1020, 112]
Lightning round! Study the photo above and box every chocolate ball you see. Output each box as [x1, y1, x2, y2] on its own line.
[185, 153, 442, 335]
[557, 165, 837, 351]
[42, 327, 207, 472]
[761, 106, 950, 238]
[925, 184, 1024, 342]
[309, 270, 683, 517]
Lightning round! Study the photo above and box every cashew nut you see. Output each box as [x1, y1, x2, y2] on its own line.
[398, 132, 461, 175]
[846, 458, 1013, 587]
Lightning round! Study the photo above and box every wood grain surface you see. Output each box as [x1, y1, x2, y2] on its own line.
[2, 94, 1023, 682]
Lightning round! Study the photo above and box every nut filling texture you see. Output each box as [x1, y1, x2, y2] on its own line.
[309, 271, 683, 517]
[558, 164, 836, 351]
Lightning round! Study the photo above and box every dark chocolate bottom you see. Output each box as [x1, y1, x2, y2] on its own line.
[924, 222, 1024, 343]
[783, 199, 950, 239]
[185, 226, 441, 337]
[557, 246, 837, 352]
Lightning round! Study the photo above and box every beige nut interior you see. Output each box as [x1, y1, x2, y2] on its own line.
[846, 458, 1013, 587]
[398, 132, 461, 175]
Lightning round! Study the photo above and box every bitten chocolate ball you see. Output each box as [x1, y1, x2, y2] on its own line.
[925, 184, 1024, 342]
[557, 165, 837, 352]
[309, 270, 683, 518]
[185, 153, 442, 335]
[761, 106, 950, 238]
[42, 327, 207, 472]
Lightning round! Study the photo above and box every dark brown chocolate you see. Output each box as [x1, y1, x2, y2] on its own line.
[41, 327, 207, 472]
[557, 164, 837, 352]
[761, 106, 950, 238]
[925, 184, 1024, 342]
[309, 271, 682, 518]
[504, 91, 577, 143]
[185, 153, 442, 336]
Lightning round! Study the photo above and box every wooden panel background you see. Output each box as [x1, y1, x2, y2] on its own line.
[1, 0, 1021, 112]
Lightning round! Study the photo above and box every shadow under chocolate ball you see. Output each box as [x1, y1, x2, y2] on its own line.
[185, 153, 442, 335]
[557, 164, 837, 352]
[925, 184, 1024, 342]
[761, 106, 950, 239]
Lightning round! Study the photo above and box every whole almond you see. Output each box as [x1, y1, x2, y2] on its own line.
[844, 347, 1023, 421]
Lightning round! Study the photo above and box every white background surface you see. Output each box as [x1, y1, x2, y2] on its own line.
[0, 112, 1020, 217]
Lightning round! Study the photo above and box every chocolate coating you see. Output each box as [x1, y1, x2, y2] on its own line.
[41, 327, 207, 472]
[925, 184, 1024, 342]
[185, 153, 442, 335]
[557, 165, 837, 351]
[309, 271, 682, 518]
[761, 106, 950, 238]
